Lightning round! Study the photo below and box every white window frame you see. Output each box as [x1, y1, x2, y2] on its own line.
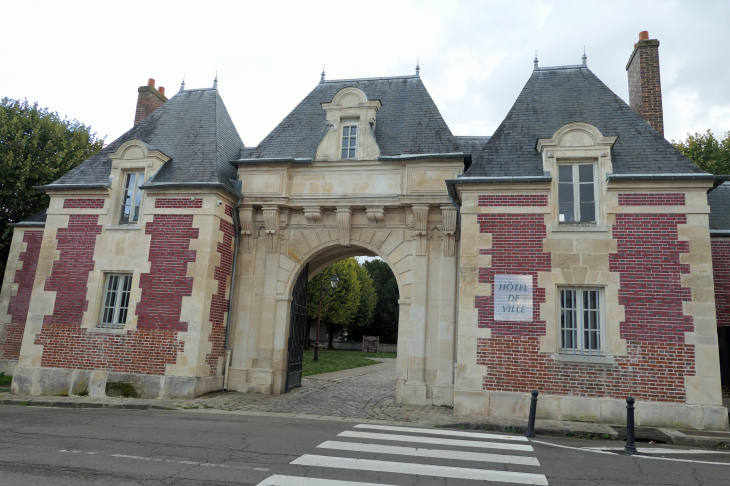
[559, 286, 605, 356]
[119, 171, 145, 224]
[557, 162, 597, 224]
[100, 273, 133, 329]
[341, 124, 358, 159]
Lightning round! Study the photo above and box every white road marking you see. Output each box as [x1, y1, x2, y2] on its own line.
[318, 440, 540, 466]
[531, 439, 730, 466]
[59, 450, 98, 454]
[110, 454, 269, 471]
[338, 431, 534, 452]
[354, 423, 529, 442]
[255, 475, 398, 486]
[292, 454, 549, 485]
[585, 447, 730, 455]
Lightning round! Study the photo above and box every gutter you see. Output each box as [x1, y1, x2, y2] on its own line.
[445, 175, 552, 202]
[711, 230, 730, 237]
[231, 157, 313, 165]
[33, 183, 110, 192]
[223, 180, 243, 391]
[140, 181, 244, 199]
[378, 152, 465, 162]
[605, 173, 716, 182]
[10, 222, 46, 227]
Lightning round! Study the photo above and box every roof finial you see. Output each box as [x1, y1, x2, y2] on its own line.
[320, 65, 325, 84]
[582, 47, 587, 68]
[416, 58, 420, 77]
[534, 51, 539, 71]
[213, 71, 218, 89]
[179, 74, 186, 92]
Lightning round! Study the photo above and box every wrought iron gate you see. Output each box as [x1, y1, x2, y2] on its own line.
[286, 263, 309, 391]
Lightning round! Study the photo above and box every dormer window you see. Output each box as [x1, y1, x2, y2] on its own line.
[341, 125, 357, 159]
[558, 163, 596, 223]
[120, 172, 144, 224]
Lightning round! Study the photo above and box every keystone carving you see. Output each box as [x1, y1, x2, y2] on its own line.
[303, 206, 323, 225]
[441, 206, 458, 257]
[336, 206, 352, 247]
[239, 207, 255, 253]
[263, 205, 280, 254]
[412, 204, 429, 256]
[366, 206, 385, 225]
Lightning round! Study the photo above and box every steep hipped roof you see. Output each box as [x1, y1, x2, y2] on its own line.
[464, 67, 706, 178]
[51, 88, 243, 194]
[239, 75, 461, 160]
[708, 182, 730, 232]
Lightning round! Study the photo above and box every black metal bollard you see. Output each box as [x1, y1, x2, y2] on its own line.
[524, 390, 539, 438]
[624, 396, 638, 455]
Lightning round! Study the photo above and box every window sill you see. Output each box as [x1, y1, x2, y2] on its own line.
[550, 224, 608, 233]
[87, 327, 128, 335]
[551, 353, 615, 365]
[104, 224, 142, 231]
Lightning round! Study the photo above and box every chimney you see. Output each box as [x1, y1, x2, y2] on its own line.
[134, 78, 168, 126]
[626, 31, 664, 137]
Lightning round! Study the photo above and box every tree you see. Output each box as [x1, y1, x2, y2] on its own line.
[0, 98, 104, 286]
[672, 130, 730, 175]
[347, 259, 400, 344]
[306, 258, 362, 349]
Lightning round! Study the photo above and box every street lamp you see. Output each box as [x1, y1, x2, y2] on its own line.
[314, 273, 339, 362]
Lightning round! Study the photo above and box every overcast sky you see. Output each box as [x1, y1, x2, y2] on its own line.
[2, 1, 728, 148]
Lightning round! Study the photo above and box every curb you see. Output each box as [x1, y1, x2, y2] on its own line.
[0, 397, 170, 411]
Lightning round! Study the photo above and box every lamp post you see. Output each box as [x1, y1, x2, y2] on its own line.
[314, 273, 340, 362]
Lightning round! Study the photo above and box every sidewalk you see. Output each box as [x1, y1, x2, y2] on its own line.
[2, 361, 728, 450]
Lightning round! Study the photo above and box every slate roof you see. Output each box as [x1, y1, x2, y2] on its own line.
[238, 75, 461, 160]
[708, 182, 730, 232]
[463, 67, 706, 178]
[50, 88, 243, 194]
[12, 209, 47, 227]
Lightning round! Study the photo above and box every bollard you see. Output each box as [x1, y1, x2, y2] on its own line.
[524, 390, 539, 438]
[623, 396, 638, 455]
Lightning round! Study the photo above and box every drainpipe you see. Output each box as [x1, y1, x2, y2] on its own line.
[223, 187, 242, 391]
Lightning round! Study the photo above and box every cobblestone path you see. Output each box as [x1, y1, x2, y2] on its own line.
[170, 360, 457, 425]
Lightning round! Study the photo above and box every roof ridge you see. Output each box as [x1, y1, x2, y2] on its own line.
[322, 75, 419, 83]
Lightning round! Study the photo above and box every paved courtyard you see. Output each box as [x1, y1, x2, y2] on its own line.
[169, 359, 458, 425]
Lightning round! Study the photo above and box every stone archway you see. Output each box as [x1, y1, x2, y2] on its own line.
[225, 157, 463, 408]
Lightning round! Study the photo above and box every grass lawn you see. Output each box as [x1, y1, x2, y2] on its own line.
[302, 349, 397, 377]
[0, 373, 12, 388]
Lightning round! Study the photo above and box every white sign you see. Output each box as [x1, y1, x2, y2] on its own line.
[494, 275, 533, 322]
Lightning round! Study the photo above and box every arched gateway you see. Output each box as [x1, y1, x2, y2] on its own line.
[226, 156, 462, 407]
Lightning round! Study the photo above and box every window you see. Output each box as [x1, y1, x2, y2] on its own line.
[100, 273, 133, 329]
[560, 286, 602, 356]
[341, 125, 357, 159]
[120, 172, 144, 224]
[558, 164, 595, 223]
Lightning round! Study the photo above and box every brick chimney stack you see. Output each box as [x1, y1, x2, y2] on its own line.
[626, 31, 664, 137]
[134, 78, 168, 126]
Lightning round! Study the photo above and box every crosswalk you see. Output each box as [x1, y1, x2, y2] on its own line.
[256, 423, 548, 485]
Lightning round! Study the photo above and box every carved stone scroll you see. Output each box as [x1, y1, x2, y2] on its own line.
[441, 206, 458, 257]
[336, 206, 352, 247]
[303, 206, 323, 225]
[366, 206, 385, 225]
[412, 204, 429, 256]
[239, 207, 255, 253]
[262, 205, 280, 254]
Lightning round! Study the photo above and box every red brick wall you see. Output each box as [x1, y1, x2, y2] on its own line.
[610, 214, 693, 343]
[473, 194, 696, 403]
[42, 215, 102, 327]
[63, 198, 105, 209]
[136, 215, 199, 332]
[1, 230, 43, 360]
[618, 193, 685, 206]
[155, 198, 203, 209]
[712, 240, 730, 328]
[205, 214, 234, 374]
[476, 212, 550, 337]
[478, 195, 548, 207]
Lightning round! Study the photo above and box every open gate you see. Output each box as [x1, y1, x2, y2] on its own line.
[286, 263, 309, 391]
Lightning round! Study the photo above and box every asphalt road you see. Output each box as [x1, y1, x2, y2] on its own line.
[0, 407, 728, 485]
